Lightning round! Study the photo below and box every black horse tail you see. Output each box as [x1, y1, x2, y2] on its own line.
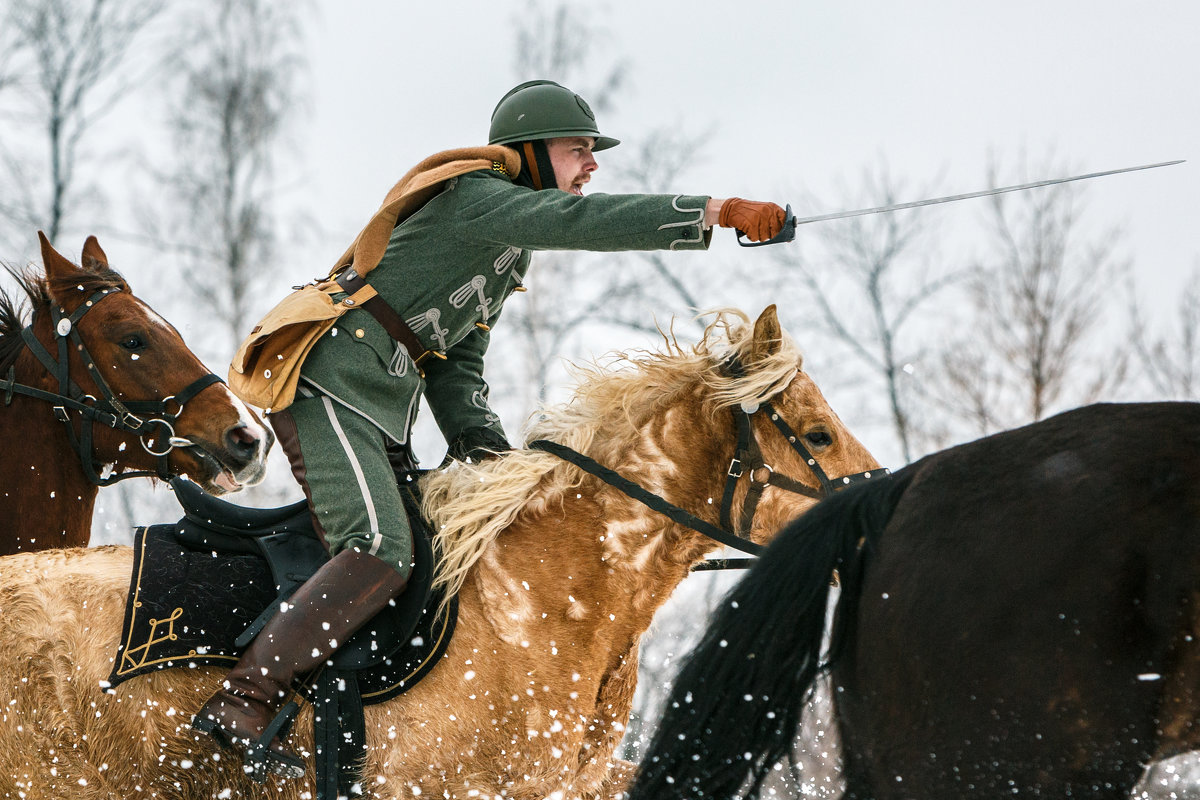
[627, 469, 913, 800]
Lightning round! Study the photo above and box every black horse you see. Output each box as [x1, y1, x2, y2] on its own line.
[629, 402, 1200, 800]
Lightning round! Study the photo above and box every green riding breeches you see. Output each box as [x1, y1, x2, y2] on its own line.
[268, 394, 414, 580]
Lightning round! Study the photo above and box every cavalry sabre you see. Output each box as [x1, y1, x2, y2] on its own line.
[738, 159, 1186, 247]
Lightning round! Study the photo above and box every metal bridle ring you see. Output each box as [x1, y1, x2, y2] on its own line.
[141, 419, 178, 457]
[749, 463, 774, 485]
[161, 395, 184, 418]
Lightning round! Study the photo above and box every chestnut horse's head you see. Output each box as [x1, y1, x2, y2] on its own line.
[0, 233, 273, 494]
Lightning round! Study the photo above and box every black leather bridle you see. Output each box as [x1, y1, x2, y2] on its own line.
[0, 286, 224, 486]
[528, 357, 888, 570]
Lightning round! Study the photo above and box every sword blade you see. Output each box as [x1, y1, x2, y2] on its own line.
[794, 159, 1186, 226]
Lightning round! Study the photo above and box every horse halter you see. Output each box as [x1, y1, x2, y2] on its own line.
[711, 356, 884, 549]
[528, 355, 888, 569]
[718, 392, 882, 539]
[0, 286, 224, 486]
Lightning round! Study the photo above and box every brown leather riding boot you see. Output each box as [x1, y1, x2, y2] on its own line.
[192, 548, 408, 780]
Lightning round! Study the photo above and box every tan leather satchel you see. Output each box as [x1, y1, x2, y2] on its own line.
[228, 280, 378, 412]
[227, 146, 520, 411]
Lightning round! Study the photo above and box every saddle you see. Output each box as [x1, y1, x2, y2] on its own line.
[108, 476, 458, 800]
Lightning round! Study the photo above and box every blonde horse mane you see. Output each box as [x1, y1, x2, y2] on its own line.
[420, 308, 803, 605]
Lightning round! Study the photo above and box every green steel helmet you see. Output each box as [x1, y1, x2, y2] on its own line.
[489, 80, 620, 151]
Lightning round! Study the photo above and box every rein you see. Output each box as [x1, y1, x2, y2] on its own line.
[527, 439, 765, 557]
[528, 359, 887, 571]
[0, 287, 224, 486]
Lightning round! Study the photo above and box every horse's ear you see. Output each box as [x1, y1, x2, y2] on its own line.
[81, 235, 109, 271]
[38, 231, 82, 284]
[746, 304, 783, 366]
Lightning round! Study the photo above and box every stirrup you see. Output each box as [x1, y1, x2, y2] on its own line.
[192, 700, 306, 782]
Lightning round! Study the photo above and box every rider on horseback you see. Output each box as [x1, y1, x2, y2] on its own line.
[192, 79, 787, 779]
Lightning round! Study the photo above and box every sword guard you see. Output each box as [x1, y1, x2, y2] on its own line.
[737, 204, 796, 247]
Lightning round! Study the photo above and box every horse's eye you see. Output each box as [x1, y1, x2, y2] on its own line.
[805, 430, 833, 448]
[119, 334, 145, 352]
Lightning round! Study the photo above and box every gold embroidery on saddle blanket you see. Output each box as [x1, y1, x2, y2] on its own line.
[107, 524, 458, 704]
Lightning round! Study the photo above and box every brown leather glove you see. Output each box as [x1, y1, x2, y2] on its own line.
[717, 198, 787, 242]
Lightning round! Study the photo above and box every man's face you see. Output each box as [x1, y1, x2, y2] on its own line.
[546, 136, 598, 195]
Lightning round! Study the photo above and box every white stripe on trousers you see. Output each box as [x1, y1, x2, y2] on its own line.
[320, 395, 382, 556]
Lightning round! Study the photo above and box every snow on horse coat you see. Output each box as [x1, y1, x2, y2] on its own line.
[0, 306, 879, 800]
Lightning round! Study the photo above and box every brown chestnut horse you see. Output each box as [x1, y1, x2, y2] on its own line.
[0, 306, 879, 799]
[0, 233, 272, 554]
[628, 401, 1200, 800]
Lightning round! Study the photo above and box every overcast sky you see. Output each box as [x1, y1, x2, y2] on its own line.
[292, 1, 1196, 301]
[9, 0, 1194, 473]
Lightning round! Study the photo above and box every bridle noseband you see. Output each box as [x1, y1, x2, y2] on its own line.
[528, 356, 888, 570]
[1, 286, 224, 486]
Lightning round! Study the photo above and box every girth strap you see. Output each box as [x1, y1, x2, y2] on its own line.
[312, 669, 366, 800]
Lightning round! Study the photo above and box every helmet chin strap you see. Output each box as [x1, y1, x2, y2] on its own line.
[518, 141, 556, 191]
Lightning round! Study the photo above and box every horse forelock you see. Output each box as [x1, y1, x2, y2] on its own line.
[422, 308, 805, 605]
[43, 262, 130, 304]
[697, 307, 805, 412]
[0, 262, 132, 373]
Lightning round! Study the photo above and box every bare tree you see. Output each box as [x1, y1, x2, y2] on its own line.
[598, 126, 719, 338]
[0, 0, 164, 242]
[92, 0, 310, 539]
[513, 0, 628, 115]
[0, 21, 29, 250]
[148, 0, 308, 358]
[933, 158, 1130, 434]
[0, 24, 21, 94]
[1130, 263, 1200, 400]
[773, 162, 961, 463]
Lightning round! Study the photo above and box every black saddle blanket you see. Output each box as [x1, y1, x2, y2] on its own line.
[108, 512, 456, 706]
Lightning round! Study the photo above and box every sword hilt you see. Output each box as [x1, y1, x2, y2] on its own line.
[736, 204, 797, 247]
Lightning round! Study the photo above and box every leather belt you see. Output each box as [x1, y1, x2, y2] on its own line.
[335, 269, 444, 374]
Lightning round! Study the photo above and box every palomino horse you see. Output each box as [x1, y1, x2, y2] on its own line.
[0, 306, 879, 800]
[628, 402, 1200, 800]
[0, 233, 272, 555]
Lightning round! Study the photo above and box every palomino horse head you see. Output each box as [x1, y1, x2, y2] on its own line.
[711, 304, 883, 543]
[0, 233, 272, 498]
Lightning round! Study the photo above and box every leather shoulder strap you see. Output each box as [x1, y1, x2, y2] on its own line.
[335, 269, 433, 370]
[329, 145, 521, 281]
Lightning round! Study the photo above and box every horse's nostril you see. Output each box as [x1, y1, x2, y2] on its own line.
[226, 424, 261, 456]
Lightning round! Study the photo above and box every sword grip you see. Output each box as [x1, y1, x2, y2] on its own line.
[736, 204, 796, 247]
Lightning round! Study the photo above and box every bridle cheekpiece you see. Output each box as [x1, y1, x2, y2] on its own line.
[0, 287, 223, 486]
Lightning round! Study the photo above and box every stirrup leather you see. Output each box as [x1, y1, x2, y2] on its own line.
[191, 700, 305, 782]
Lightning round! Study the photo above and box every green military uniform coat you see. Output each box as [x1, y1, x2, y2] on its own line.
[289, 162, 712, 574]
[301, 168, 712, 444]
